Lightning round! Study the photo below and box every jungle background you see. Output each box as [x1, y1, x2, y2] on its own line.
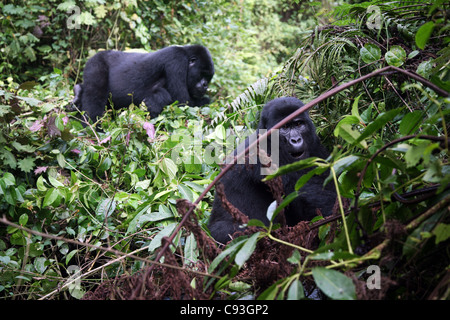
[0, 0, 449, 300]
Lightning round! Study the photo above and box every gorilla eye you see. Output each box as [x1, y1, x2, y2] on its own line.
[294, 120, 304, 127]
[189, 57, 197, 65]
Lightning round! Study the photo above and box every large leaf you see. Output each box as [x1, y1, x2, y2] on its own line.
[415, 21, 435, 50]
[360, 43, 381, 64]
[235, 232, 260, 268]
[353, 108, 402, 145]
[96, 198, 116, 218]
[385, 46, 406, 67]
[312, 267, 356, 300]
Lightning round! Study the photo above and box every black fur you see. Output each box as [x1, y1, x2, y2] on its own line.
[208, 97, 336, 244]
[73, 45, 214, 122]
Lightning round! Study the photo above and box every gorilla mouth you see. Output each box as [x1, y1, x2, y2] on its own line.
[290, 151, 304, 159]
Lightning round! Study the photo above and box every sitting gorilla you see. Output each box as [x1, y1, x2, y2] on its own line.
[208, 97, 336, 244]
[73, 45, 214, 122]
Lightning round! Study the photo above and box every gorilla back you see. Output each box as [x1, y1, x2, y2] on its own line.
[77, 45, 214, 122]
[208, 97, 336, 244]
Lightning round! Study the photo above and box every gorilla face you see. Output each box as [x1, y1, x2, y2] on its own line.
[258, 97, 317, 167]
[186, 46, 215, 99]
[280, 117, 312, 161]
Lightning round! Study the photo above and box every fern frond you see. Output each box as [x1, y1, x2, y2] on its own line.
[211, 77, 272, 127]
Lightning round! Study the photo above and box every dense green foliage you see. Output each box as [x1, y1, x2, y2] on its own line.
[0, 0, 449, 300]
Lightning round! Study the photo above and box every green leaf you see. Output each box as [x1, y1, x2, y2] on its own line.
[235, 232, 260, 268]
[208, 237, 247, 273]
[48, 175, 64, 188]
[433, 223, 450, 245]
[334, 123, 367, 149]
[66, 249, 78, 265]
[160, 158, 178, 181]
[2, 172, 16, 186]
[19, 214, 28, 226]
[415, 21, 435, 50]
[416, 60, 433, 79]
[33, 257, 48, 274]
[184, 233, 198, 264]
[148, 223, 177, 252]
[264, 157, 319, 181]
[354, 108, 402, 145]
[405, 141, 429, 168]
[17, 157, 35, 173]
[360, 43, 381, 64]
[385, 46, 406, 67]
[178, 184, 194, 202]
[42, 188, 60, 208]
[96, 198, 116, 218]
[36, 176, 48, 192]
[312, 267, 356, 300]
[399, 111, 422, 135]
[287, 279, 305, 300]
[257, 281, 279, 300]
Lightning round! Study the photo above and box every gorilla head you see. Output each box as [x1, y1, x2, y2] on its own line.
[186, 45, 214, 100]
[208, 97, 336, 244]
[73, 45, 214, 123]
[258, 97, 327, 166]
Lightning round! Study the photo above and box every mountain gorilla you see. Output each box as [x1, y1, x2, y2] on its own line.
[208, 97, 337, 244]
[72, 45, 214, 122]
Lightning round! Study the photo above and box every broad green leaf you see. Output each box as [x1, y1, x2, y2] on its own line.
[160, 158, 177, 180]
[48, 175, 64, 188]
[19, 214, 28, 226]
[360, 43, 381, 64]
[433, 223, 450, 245]
[235, 232, 260, 268]
[385, 46, 406, 67]
[332, 155, 360, 176]
[354, 108, 402, 145]
[295, 166, 327, 190]
[33, 257, 48, 274]
[399, 111, 422, 135]
[2, 172, 16, 186]
[257, 281, 279, 300]
[178, 184, 194, 202]
[184, 233, 198, 264]
[96, 198, 116, 217]
[312, 267, 356, 300]
[416, 59, 433, 79]
[209, 237, 247, 272]
[335, 123, 367, 149]
[271, 191, 299, 222]
[415, 21, 435, 50]
[126, 202, 152, 234]
[287, 279, 305, 300]
[17, 157, 35, 173]
[42, 188, 60, 208]
[148, 223, 177, 252]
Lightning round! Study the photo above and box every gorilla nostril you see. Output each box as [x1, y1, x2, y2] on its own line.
[290, 137, 302, 145]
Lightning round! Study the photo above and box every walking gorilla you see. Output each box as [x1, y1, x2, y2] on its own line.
[73, 45, 214, 122]
[208, 97, 336, 244]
